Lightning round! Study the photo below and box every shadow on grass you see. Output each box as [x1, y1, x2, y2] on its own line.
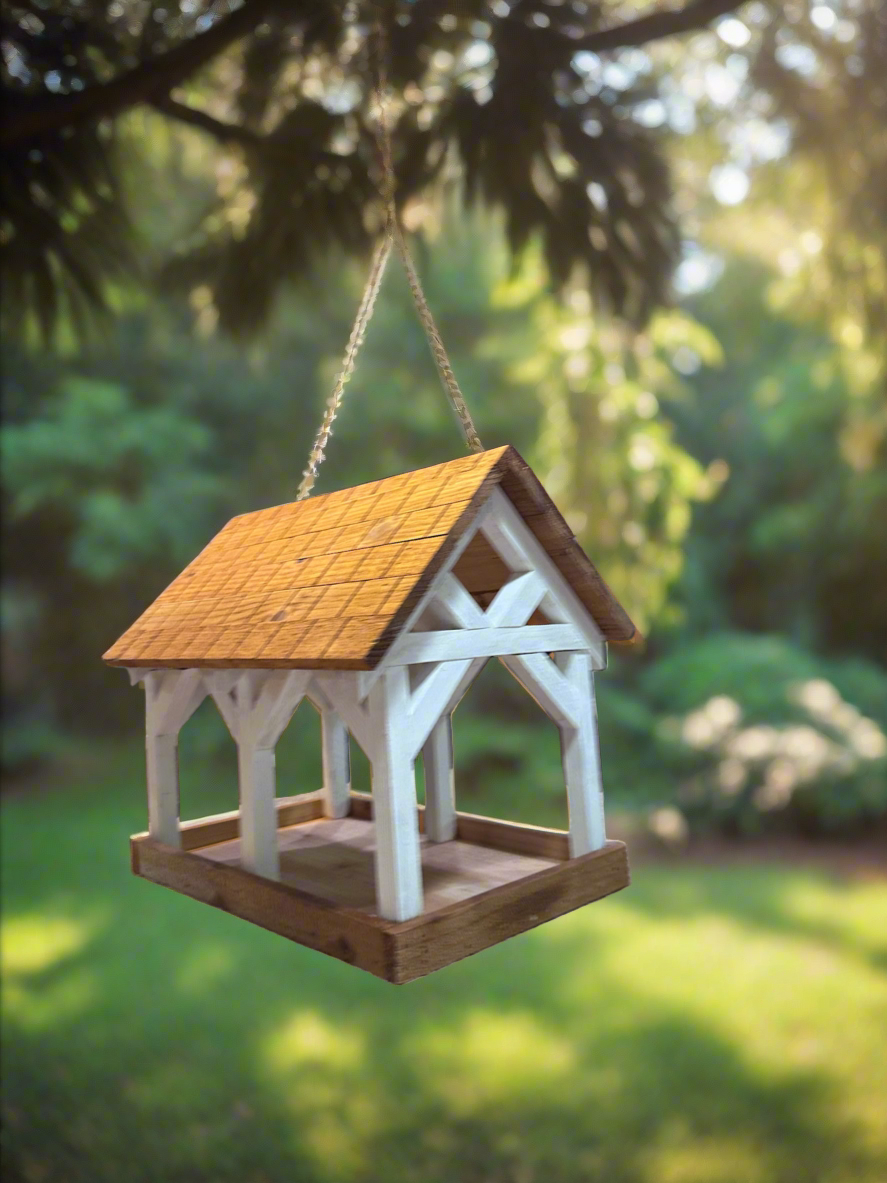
[2, 745, 885, 1183]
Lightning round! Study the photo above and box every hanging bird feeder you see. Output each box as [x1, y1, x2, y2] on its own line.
[102, 27, 634, 983]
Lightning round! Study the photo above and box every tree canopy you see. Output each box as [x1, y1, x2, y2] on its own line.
[3, 0, 884, 339]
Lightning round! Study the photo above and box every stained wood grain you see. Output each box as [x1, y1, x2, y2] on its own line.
[131, 804, 629, 983]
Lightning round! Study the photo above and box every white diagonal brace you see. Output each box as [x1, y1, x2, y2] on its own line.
[485, 570, 546, 627]
[433, 572, 486, 628]
[203, 670, 311, 879]
[500, 652, 579, 729]
[407, 658, 478, 759]
[314, 671, 373, 755]
[248, 670, 312, 749]
[203, 670, 243, 741]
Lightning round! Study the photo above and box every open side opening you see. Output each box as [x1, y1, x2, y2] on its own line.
[447, 658, 568, 831]
[177, 694, 238, 823]
[273, 696, 322, 799]
[451, 528, 530, 609]
[410, 601, 455, 633]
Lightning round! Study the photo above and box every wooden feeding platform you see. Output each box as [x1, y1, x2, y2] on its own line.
[132, 791, 629, 984]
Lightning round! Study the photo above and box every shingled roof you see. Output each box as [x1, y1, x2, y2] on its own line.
[103, 445, 638, 671]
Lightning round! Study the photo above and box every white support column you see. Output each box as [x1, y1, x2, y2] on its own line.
[422, 713, 456, 842]
[145, 732, 180, 847]
[555, 652, 606, 856]
[238, 745, 279, 878]
[321, 708, 351, 819]
[368, 667, 424, 921]
[142, 669, 207, 848]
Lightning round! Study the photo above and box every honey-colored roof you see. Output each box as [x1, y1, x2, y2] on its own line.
[103, 445, 638, 670]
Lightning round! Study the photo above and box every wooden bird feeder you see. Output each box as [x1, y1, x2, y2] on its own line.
[104, 445, 635, 983]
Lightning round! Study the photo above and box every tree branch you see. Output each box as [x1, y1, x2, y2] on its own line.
[1, 0, 275, 149]
[150, 95, 267, 149]
[150, 95, 350, 170]
[571, 0, 745, 54]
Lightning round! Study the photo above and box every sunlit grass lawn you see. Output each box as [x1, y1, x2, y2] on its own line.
[2, 736, 886, 1183]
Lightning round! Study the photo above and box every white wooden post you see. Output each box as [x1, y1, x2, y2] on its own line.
[321, 708, 351, 819]
[422, 713, 456, 842]
[142, 669, 207, 848]
[238, 745, 279, 877]
[556, 652, 606, 856]
[368, 667, 424, 921]
[145, 733, 180, 847]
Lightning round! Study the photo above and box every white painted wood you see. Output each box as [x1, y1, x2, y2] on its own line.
[314, 672, 373, 754]
[433, 572, 487, 628]
[145, 668, 207, 736]
[203, 670, 242, 738]
[443, 657, 488, 717]
[238, 744, 279, 878]
[145, 732, 180, 846]
[407, 657, 476, 758]
[127, 667, 153, 686]
[354, 669, 377, 704]
[423, 713, 456, 842]
[391, 624, 584, 666]
[499, 652, 579, 728]
[248, 670, 312, 748]
[555, 653, 606, 855]
[142, 670, 208, 847]
[483, 489, 607, 666]
[483, 570, 544, 627]
[321, 708, 351, 819]
[371, 490, 605, 679]
[367, 666, 424, 921]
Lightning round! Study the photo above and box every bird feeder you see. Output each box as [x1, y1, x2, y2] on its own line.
[104, 445, 634, 982]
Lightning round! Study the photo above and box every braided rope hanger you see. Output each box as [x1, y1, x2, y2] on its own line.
[296, 19, 484, 501]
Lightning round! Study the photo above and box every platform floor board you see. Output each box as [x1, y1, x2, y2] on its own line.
[200, 815, 560, 914]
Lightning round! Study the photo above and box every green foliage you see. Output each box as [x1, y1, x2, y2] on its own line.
[2, 376, 224, 580]
[667, 256, 887, 660]
[525, 289, 719, 631]
[639, 633, 887, 836]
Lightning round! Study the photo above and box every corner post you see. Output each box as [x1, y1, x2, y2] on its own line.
[142, 669, 207, 848]
[145, 732, 180, 847]
[556, 652, 607, 856]
[368, 667, 424, 921]
[422, 713, 456, 842]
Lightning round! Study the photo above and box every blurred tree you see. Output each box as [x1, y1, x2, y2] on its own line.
[664, 255, 887, 662]
[2, 0, 883, 341]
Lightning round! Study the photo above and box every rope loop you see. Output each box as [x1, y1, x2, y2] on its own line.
[296, 13, 483, 500]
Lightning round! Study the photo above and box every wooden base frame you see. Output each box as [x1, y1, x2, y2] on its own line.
[131, 792, 629, 984]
